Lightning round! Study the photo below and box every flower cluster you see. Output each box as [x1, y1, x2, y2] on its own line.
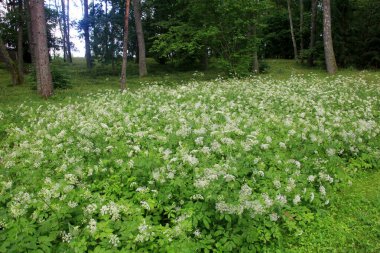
[0, 74, 379, 251]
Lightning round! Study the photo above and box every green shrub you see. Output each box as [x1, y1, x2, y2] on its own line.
[30, 64, 72, 90]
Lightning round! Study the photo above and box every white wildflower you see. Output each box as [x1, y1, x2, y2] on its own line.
[193, 229, 201, 238]
[68, 201, 78, 208]
[307, 175, 316, 182]
[140, 201, 151, 211]
[319, 185, 326, 196]
[273, 179, 281, 189]
[270, 213, 279, 222]
[61, 231, 72, 243]
[326, 148, 336, 157]
[109, 234, 120, 247]
[224, 174, 236, 182]
[190, 194, 204, 201]
[293, 195, 301, 205]
[276, 194, 287, 205]
[195, 137, 204, 145]
[87, 219, 97, 234]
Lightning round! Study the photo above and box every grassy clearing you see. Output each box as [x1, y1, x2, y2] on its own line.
[287, 170, 380, 252]
[0, 59, 379, 252]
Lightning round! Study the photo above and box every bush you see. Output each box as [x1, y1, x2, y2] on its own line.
[30, 64, 72, 90]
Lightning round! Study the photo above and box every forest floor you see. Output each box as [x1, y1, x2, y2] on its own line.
[0, 59, 379, 252]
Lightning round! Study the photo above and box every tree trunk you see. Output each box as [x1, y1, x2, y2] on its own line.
[104, 0, 109, 61]
[15, 0, 24, 84]
[133, 0, 147, 77]
[29, 0, 53, 98]
[308, 0, 317, 66]
[287, 0, 298, 60]
[66, 0, 72, 63]
[299, 0, 304, 63]
[25, 0, 35, 64]
[83, 0, 92, 69]
[0, 38, 22, 85]
[54, 0, 65, 61]
[252, 23, 259, 73]
[322, 0, 337, 74]
[120, 0, 131, 90]
[60, 0, 67, 61]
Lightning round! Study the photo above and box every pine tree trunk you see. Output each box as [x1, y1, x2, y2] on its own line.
[299, 0, 304, 63]
[322, 0, 337, 74]
[252, 23, 259, 73]
[66, 0, 72, 63]
[61, 0, 67, 61]
[29, 0, 53, 98]
[308, 0, 317, 66]
[104, 0, 109, 60]
[17, 0, 24, 84]
[133, 0, 147, 77]
[54, 0, 65, 61]
[0, 38, 22, 85]
[287, 0, 298, 60]
[120, 0, 131, 90]
[25, 0, 35, 64]
[84, 0, 92, 69]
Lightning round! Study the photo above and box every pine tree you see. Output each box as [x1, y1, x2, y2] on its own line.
[29, 0, 53, 98]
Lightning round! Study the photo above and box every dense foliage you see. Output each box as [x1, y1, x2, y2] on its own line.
[1, 74, 379, 251]
[1, 0, 380, 74]
[83, 0, 380, 71]
[0, 5, 60, 61]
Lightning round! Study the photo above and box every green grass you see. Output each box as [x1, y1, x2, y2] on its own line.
[2, 58, 379, 106]
[1, 59, 379, 251]
[287, 170, 380, 252]
[0, 58, 221, 106]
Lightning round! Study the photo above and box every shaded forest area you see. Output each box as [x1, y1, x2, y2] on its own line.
[0, 0, 380, 97]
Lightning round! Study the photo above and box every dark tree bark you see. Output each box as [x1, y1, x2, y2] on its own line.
[29, 0, 53, 98]
[0, 38, 22, 85]
[60, 0, 68, 61]
[66, 0, 72, 63]
[287, 0, 298, 60]
[120, 0, 131, 90]
[54, 0, 65, 61]
[17, 0, 24, 84]
[25, 0, 35, 64]
[83, 0, 92, 69]
[322, 0, 337, 74]
[252, 23, 259, 73]
[299, 0, 304, 63]
[133, 0, 147, 77]
[308, 0, 317, 66]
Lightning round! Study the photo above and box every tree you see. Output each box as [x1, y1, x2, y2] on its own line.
[133, 0, 147, 76]
[29, 0, 53, 98]
[59, 0, 72, 62]
[120, 0, 131, 90]
[83, 0, 92, 69]
[17, 0, 24, 84]
[308, 0, 318, 66]
[25, 0, 35, 63]
[60, 0, 68, 61]
[251, 22, 259, 73]
[65, 0, 72, 63]
[287, 0, 298, 60]
[88, 0, 124, 66]
[299, 0, 304, 63]
[0, 38, 23, 85]
[0, 3, 23, 85]
[322, 0, 337, 73]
